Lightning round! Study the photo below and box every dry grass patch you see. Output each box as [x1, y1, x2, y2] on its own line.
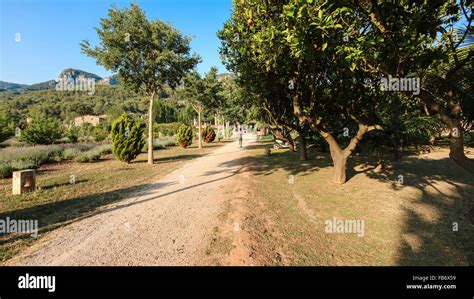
[233, 144, 474, 266]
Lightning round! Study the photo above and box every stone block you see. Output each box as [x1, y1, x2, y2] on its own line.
[12, 169, 36, 195]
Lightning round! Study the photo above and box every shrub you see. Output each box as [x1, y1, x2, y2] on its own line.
[0, 145, 64, 177]
[2, 138, 27, 147]
[0, 112, 14, 143]
[201, 126, 216, 143]
[78, 123, 93, 138]
[91, 124, 109, 142]
[73, 145, 111, 163]
[111, 113, 146, 163]
[177, 124, 193, 148]
[69, 143, 95, 152]
[19, 116, 63, 145]
[164, 139, 177, 147]
[75, 150, 101, 163]
[0, 164, 14, 178]
[95, 144, 113, 155]
[153, 136, 177, 149]
[153, 143, 165, 150]
[0, 145, 64, 166]
[63, 148, 82, 160]
[9, 159, 37, 171]
[154, 122, 182, 137]
[66, 127, 79, 143]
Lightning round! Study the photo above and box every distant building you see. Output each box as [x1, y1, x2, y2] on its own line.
[74, 115, 106, 127]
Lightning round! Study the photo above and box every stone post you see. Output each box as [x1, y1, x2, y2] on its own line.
[12, 169, 36, 195]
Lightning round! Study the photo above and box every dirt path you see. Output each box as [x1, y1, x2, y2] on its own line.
[7, 141, 252, 266]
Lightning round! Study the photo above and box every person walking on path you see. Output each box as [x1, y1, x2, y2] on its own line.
[238, 128, 243, 148]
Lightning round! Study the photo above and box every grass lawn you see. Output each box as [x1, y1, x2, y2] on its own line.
[232, 143, 474, 266]
[0, 142, 224, 262]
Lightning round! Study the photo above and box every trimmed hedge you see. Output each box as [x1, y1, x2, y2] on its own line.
[111, 113, 146, 163]
[201, 126, 216, 143]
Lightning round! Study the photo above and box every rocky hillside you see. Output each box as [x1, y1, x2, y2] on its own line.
[1, 68, 118, 95]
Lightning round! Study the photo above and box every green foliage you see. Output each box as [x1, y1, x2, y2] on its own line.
[95, 144, 113, 155]
[0, 110, 14, 143]
[202, 126, 216, 143]
[75, 150, 101, 163]
[153, 136, 177, 149]
[402, 116, 444, 147]
[465, 132, 474, 147]
[0, 85, 145, 126]
[154, 100, 178, 123]
[0, 145, 64, 178]
[80, 3, 200, 160]
[0, 164, 14, 178]
[111, 113, 146, 163]
[77, 123, 91, 136]
[154, 122, 182, 137]
[19, 116, 63, 145]
[73, 144, 112, 163]
[63, 148, 82, 160]
[66, 127, 79, 143]
[218, 0, 473, 169]
[180, 68, 224, 115]
[177, 104, 195, 125]
[219, 77, 249, 124]
[81, 3, 200, 94]
[176, 124, 193, 148]
[91, 124, 110, 142]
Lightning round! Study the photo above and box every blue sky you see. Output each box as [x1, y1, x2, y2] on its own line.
[0, 0, 233, 85]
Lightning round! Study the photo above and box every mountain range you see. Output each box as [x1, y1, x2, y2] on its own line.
[0, 68, 118, 94]
[1, 69, 236, 95]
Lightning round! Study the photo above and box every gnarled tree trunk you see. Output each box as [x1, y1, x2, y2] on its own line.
[271, 127, 296, 152]
[317, 123, 381, 184]
[419, 90, 474, 173]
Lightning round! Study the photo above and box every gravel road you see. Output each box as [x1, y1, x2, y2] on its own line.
[8, 141, 249, 266]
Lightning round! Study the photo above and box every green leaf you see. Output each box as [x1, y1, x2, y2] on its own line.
[350, 62, 356, 71]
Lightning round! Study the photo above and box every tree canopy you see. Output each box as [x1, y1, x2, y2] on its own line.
[81, 3, 200, 163]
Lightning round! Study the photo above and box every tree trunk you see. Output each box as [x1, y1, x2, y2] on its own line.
[299, 132, 307, 161]
[418, 90, 474, 173]
[147, 93, 155, 165]
[321, 131, 347, 184]
[198, 111, 202, 149]
[270, 127, 295, 152]
[316, 123, 376, 184]
[288, 140, 296, 152]
[332, 153, 348, 184]
[450, 120, 474, 173]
